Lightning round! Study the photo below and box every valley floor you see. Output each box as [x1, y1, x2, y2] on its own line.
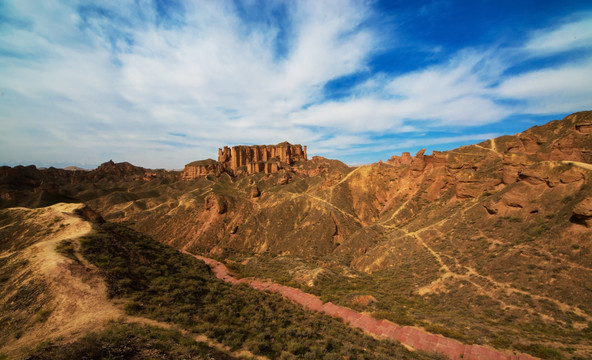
[187, 252, 538, 360]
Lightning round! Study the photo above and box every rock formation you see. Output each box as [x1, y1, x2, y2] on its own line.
[181, 159, 224, 179]
[572, 196, 592, 227]
[183, 142, 308, 179]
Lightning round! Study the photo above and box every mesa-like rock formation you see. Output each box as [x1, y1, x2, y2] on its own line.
[182, 142, 307, 179]
[181, 159, 224, 179]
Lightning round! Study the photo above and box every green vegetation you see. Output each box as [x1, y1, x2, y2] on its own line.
[514, 343, 563, 360]
[233, 253, 585, 359]
[78, 222, 436, 359]
[26, 322, 237, 360]
[55, 240, 77, 261]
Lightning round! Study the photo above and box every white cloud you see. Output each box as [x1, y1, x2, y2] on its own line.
[0, 0, 378, 167]
[525, 15, 592, 54]
[292, 51, 510, 132]
[496, 59, 592, 114]
[1, 1, 591, 168]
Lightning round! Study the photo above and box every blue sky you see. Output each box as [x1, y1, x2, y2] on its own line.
[1, 0, 591, 169]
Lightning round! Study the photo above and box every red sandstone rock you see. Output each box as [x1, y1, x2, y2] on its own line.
[455, 182, 483, 199]
[572, 196, 592, 227]
[74, 205, 105, 224]
[277, 173, 291, 185]
[386, 152, 413, 166]
[205, 194, 227, 214]
[410, 149, 427, 173]
[501, 192, 526, 208]
[502, 154, 530, 184]
[518, 168, 551, 186]
[226, 142, 307, 175]
[548, 137, 588, 162]
[182, 159, 224, 179]
[183, 142, 308, 179]
[575, 123, 592, 134]
[559, 167, 585, 184]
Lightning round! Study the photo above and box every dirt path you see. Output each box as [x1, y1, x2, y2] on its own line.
[0, 204, 262, 360]
[330, 165, 369, 187]
[182, 251, 538, 360]
[554, 160, 592, 170]
[303, 193, 361, 222]
[0, 204, 124, 357]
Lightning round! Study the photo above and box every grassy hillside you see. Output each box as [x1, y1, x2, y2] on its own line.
[25, 322, 238, 360]
[2, 111, 592, 359]
[0, 205, 439, 359]
[76, 221, 440, 360]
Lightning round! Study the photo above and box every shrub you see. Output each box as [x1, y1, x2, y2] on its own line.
[55, 240, 77, 261]
[76, 222, 437, 360]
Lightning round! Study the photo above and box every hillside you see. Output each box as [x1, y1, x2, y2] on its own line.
[0, 203, 435, 359]
[0, 111, 591, 359]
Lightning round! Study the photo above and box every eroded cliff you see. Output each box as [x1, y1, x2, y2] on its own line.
[182, 142, 307, 179]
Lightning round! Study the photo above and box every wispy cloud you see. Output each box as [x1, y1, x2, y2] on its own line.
[524, 15, 592, 54]
[496, 58, 592, 114]
[0, 1, 591, 168]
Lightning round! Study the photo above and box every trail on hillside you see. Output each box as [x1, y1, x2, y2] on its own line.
[401, 200, 592, 324]
[0, 204, 263, 360]
[183, 251, 538, 360]
[0, 204, 123, 356]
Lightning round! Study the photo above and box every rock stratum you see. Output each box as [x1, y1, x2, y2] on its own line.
[1, 111, 592, 359]
[182, 142, 308, 179]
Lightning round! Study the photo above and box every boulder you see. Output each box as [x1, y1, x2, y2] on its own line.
[205, 194, 227, 214]
[278, 173, 291, 185]
[572, 196, 592, 227]
[501, 192, 525, 208]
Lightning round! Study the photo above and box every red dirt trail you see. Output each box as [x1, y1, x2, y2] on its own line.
[182, 251, 537, 360]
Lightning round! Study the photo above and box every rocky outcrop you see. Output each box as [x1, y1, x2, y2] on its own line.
[575, 123, 592, 134]
[183, 142, 308, 179]
[250, 185, 261, 198]
[182, 159, 224, 179]
[205, 194, 227, 214]
[386, 152, 413, 166]
[502, 154, 530, 184]
[223, 142, 307, 175]
[507, 135, 542, 154]
[572, 196, 592, 227]
[74, 205, 106, 224]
